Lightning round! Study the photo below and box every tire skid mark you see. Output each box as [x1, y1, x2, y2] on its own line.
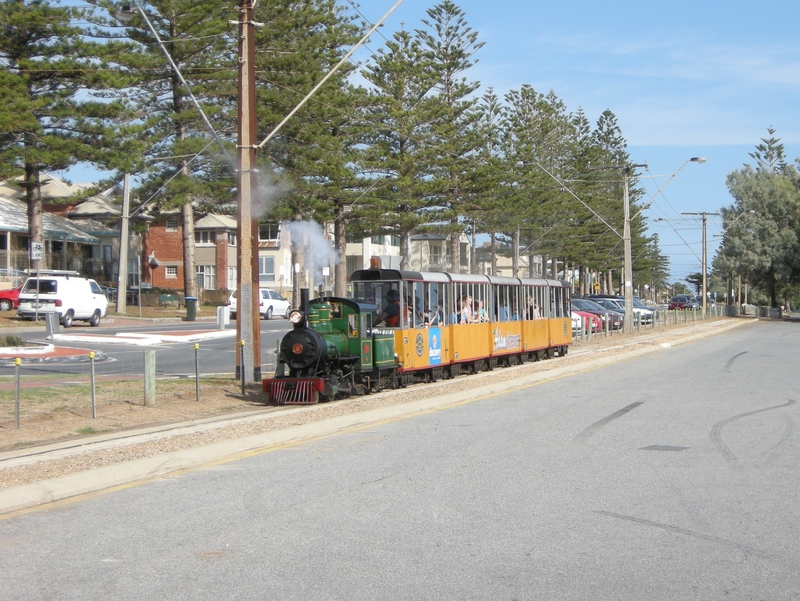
[710, 399, 796, 466]
[573, 401, 644, 442]
[594, 510, 772, 559]
[723, 351, 749, 372]
[762, 415, 795, 467]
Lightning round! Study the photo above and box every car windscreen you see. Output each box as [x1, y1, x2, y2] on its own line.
[572, 299, 606, 312]
[22, 279, 57, 294]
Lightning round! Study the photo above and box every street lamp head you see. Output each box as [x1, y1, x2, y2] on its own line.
[690, 157, 706, 164]
[115, 4, 138, 23]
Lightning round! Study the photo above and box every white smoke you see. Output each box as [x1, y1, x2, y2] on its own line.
[284, 220, 339, 283]
[253, 173, 292, 221]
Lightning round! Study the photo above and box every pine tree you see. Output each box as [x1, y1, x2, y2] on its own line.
[416, 0, 484, 272]
[358, 28, 441, 269]
[0, 0, 132, 269]
[82, 0, 237, 296]
[252, 0, 363, 294]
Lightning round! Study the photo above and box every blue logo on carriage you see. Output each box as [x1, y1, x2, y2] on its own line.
[429, 327, 442, 365]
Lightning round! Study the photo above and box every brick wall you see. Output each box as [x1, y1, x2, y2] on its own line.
[143, 219, 184, 290]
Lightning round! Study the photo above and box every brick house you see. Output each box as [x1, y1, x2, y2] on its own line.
[142, 213, 237, 294]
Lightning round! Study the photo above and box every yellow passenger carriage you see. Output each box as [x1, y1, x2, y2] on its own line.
[350, 267, 572, 384]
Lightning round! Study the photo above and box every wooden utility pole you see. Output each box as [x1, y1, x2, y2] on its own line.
[236, 0, 260, 382]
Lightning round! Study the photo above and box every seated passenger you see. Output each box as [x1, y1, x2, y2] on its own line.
[375, 289, 401, 327]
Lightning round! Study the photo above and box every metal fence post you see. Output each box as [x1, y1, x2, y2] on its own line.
[240, 340, 246, 395]
[89, 351, 96, 419]
[14, 358, 20, 429]
[194, 343, 200, 402]
[144, 350, 156, 407]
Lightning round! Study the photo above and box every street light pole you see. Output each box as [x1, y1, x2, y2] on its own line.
[116, 172, 131, 314]
[622, 164, 647, 333]
[681, 211, 720, 313]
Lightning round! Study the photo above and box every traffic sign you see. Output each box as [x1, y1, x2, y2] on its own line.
[30, 242, 44, 261]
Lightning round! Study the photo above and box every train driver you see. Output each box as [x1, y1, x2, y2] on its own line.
[375, 289, 401, 327]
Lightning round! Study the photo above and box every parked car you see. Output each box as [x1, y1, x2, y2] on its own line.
[17, 271, 108, 327]
[571, 298, 623, 330]
[588, 295, 654, 324]
[228, 288, 291, 320]
[571, 309, 602, 333]
[668, 294, 700, 310]
[0, 284, 23, 311]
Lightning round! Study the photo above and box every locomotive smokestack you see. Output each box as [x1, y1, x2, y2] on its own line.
[300, 288, 309, 314]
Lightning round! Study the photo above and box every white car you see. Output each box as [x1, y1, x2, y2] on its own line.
[17, 271, 108, 327]
[592, 297, 654, 324]
[228, 288, 291, 320]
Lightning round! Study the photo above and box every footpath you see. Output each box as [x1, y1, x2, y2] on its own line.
[0, 317, 753, 517]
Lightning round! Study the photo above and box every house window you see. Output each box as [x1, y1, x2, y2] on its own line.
[228, 232, 236, 246]
[196, 265, 216, 290]
[430, 244, 442, 265]
[166, 218, 179, 232]
[194, 231, 216, 245]
[258, 223, 280, 241]
[460, 243, 469, 267]
[227, 267, 237, 290]
[165, 266, 178, 279]
[259, 256, 275, 283]
[390, 235, 401, 247]
[371, 235, 385, 245]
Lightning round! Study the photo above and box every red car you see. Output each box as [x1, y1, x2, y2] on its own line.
[668, 294, 700, 310]
[0, 284, 22, 311]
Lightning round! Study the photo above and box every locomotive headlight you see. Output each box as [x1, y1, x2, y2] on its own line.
[289, 310, 304, 325]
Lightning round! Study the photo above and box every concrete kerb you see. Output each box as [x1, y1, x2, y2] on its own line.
[0, 318, 749, 516]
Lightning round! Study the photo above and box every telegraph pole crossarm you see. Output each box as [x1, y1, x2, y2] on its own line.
[681, 211, 721, 314]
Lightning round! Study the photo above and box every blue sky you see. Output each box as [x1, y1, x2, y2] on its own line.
[357, 0, 800, 282]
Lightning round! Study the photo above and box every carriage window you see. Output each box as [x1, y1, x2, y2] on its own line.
[426, 283, 443, 327]
[411, 282, 424, 328]
[495, 286, 511, 322]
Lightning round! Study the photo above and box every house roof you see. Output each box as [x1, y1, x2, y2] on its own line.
[68, 218, 120, 237]
[0, 173, 94, 200]
[66, 195, 121, 219]
[195, 214, 237, 230]
[0, 196, 100, 244]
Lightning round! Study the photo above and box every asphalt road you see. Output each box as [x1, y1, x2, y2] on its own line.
[1, 320, 799, 600]
[0, 318, 293, 377]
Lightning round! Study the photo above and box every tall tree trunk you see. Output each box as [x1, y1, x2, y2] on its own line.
[449, 229, 460, 273]
[334, 211, 346, 296]
[400, 233, 410, 271]
[24, 163, 43, 272]
[490, 233, 497, 276]
[181, 200, 196, 296]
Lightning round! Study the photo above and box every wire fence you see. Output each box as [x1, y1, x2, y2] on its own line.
[0, 305, 778, 438]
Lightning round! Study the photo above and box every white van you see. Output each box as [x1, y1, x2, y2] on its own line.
[17, 271, 109, 327]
